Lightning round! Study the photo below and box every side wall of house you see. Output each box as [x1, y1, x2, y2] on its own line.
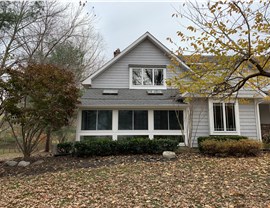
[91, 39, 181, 88]
[191, 98, 209, 146]
[239, 100, 259, 139]
[190, 98, 260, 147]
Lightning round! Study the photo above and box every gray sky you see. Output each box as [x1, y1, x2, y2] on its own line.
[88, 2, 182, 60]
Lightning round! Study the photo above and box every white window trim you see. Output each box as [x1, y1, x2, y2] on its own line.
[129, 67, 167, 89]
[208, 99, 240, 135]
[77, 108, 188, 143]
[118, 110, 148, 130]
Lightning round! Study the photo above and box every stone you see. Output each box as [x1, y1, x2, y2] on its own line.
[5, 160, 18, 167]
[17, 161, 30, 167]
[32, 160, 44, 165]
[162, 151, 176, 159]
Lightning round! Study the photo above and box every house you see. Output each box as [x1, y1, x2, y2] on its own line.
[76, 32, 270, 146]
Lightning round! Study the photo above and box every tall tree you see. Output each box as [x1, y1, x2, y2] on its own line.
[3, 64, 79, 159]
[0, 1, 104, 145]
[168, 0, 270, 97]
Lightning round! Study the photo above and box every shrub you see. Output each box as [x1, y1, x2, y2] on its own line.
[72, 138, 179, 157]
[57, 142, 74, 154]
[197, 135, 248, 151]
[154, 136, 184, 143]
[200, 139, 263, 156]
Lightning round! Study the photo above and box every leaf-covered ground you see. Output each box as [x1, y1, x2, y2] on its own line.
[0, 153, 269, 207]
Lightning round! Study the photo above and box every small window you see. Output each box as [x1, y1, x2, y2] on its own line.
[132, 68, 142, 85]
[118, 110, 148, 130]
[143, 69, 153, 85]
[131, 68, 165, 87]
[81, 110, 112, 130]
[213, 103, 224, 131]
[154, 110, 184, 130]
[213, 102, 236, 132]
[154, 69, 164, 85]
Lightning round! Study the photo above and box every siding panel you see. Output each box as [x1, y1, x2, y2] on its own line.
[239, 101, 258, 139]
[191, 99, 209, 145]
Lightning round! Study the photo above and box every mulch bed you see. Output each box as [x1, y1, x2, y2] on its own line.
[0, 154, 178, 177]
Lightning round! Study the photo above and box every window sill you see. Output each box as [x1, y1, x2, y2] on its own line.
[129, 86, 167, 90]
[210, 131, 240, 136]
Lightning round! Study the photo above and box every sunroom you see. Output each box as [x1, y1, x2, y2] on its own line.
[76, 89, 188, 143]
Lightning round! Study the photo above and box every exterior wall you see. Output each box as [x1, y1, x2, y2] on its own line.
[76, 98, 262, 145]
[76, 107, 187, 142]
[239, 100, 258, 139]
[259, 104, 270, 124]
[191, 98, 209, 146]
[91, 39, 181, 88]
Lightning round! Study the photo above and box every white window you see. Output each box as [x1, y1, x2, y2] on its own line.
[81, 110, 112, 130]
[209, 100, 240, 135]
[118, 110, 148, 130]
[130, 67, 166, 89]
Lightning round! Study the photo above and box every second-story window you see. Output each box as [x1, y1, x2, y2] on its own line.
[131, 68, 165, 87]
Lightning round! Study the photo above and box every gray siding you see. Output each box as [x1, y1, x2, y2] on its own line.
[237, 86, 263, 98]
[191, 98, 209, 145]
[239, 100, 258, 139]
[92, 39, 180, 88]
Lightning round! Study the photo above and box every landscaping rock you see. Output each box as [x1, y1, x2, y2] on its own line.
[5, 160, 18, 167]
[162, 151, 176, 159]
[32, 160, 44, 165]
[18, 161, 30, 167]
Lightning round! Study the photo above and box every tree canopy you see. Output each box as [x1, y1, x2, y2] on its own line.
[168, 0, 270, 98]
[3, 64, 79, 158]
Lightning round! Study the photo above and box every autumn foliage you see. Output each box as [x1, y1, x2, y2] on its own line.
[3, 64, 80, 158]
[168, 0, 270, 97]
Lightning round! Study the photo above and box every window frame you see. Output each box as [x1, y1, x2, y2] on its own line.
[129, 67, 166, 89]
[81, 110, 112, 131]
[118, 110, 148, 130]
[209, 99, 240, 135]
[154, 110, 184, 130]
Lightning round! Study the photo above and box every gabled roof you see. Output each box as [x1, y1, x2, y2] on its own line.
[82, 32, 190, 85]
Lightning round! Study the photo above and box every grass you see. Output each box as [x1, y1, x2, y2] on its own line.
[0, 152, 269, 207]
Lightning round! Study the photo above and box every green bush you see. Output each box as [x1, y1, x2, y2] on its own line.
[154, 136, 184, 143]
[57, 142, 74, 154]
[72, 138, 179, 157]
[197, 135, 248, 151]
[200, 139, 263, 156]
[81, 136, 112, 142]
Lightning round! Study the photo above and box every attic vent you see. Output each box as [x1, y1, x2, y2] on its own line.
[147, 90, 163, 95]
[102, 90, 118, 95]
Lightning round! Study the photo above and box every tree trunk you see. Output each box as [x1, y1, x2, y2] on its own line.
[23, 151, 31, 160]
[45, 128, 51, 152]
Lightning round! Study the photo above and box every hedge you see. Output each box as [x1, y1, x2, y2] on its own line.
[57, 142, 73, 154]
[197, 135, 248, 151]
[57, 138, 179, 157]
[200, 139, 263, 156]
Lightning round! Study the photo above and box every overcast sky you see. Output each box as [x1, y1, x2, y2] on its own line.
[87, 2, 183, 60]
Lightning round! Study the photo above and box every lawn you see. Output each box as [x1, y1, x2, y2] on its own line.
[0, 153, 269, 207]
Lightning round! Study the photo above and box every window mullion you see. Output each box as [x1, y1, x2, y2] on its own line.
[152, 68, 155, 86]
[132, 111, 134, 130]
[96, 110, 98, 130]
[223, 103, 227, 131]
[167, 111, 170, 130]
[141, 68, 143, 86]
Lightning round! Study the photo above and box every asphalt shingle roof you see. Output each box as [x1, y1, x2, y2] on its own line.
[79, 89, 186, 107]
